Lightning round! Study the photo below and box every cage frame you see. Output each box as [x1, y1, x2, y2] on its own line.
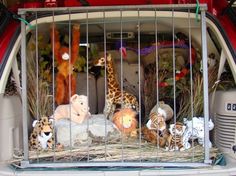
[19, 4, 211, 168]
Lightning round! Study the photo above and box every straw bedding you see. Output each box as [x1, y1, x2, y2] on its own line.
[12, 139, 220, 164]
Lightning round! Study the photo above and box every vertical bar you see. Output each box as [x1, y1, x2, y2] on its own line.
[172, 8, 177, 160]
[200, 9, 211, 164]
[35, 11, 39, 123]
[155, 9, 160, 160]
[137, 9, 142, 162]
[188, 8, 195, 161]
[52, 10, 56, 162]
[86, 18, 89, 98]
[86, 10, 90, 162]
[35, 11, 40, 163]
[21, 13, 29, 163]
[120, 9, 124, 162]
[103, 10, 107, 161]
[68, 10, 73, 162]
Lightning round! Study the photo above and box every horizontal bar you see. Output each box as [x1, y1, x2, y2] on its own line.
[19, 161, 211, 169]
[18, 4, 207, 14]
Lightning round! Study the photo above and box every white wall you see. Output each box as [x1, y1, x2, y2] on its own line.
[0, 94, 22, 161]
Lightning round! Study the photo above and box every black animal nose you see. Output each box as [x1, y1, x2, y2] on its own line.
[44, 132, 50, 136]
[159, 130, 163, 137]
[232, 145, 236, 153]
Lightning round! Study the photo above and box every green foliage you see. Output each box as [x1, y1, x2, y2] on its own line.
[74, 56, 86, 72]
[38, 34, 51, 55]
[90, 43, 99, 58]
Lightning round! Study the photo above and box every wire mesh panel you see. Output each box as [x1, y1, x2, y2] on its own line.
[18, 4, 213, 168]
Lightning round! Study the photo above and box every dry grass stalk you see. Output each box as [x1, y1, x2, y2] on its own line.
[177, 65, 218, 120]
[27, 41, 53, 118]
[144, 63, 166, 120]
[12, 142, 219, 163]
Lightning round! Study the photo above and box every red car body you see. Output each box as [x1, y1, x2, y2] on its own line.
[0, 0, 235, 65]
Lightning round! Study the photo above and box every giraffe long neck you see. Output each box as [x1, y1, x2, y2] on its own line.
[106, 60, 120, 93]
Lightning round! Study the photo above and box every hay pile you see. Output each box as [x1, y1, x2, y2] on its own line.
[12, 140, 220, 164]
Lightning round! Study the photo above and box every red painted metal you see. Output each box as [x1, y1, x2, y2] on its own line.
[0, 0, 235, 65]
[44, 0, 58, 7]
[218, 16, 236, 50]
[64, 0, 82, 7]
[85, 0, 147, 6]
[212, 0, 236, 50]
[151, 0, 174, 4]
[0, 20, 19, 64]
[24, 2, 43, 8]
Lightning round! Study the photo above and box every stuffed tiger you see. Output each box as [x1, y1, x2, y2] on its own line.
[166, 122, 186, 151]
[142, 111, 169, 147]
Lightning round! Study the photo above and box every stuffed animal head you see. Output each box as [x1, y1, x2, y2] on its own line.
[146, 111, 166, 132]
[169, 122, 186, 136]
[32, 116, 53, 137]
[30, 116, 54, 150]
[93, 53, 112, 67]
[60, 47, 70, 61]
[150, 102, 173, 121]
[70, 94, 90, 115]
[112, 108, 138, 135]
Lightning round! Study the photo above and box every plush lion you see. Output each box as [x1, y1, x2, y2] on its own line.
[50, 24, 80, 105]
[112, 108, 138, 138]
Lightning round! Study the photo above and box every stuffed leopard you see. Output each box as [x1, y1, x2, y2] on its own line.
[29, 116, 55, 150]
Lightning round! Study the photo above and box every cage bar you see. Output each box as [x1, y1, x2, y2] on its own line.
[52, 10, 56, 162]
[154, 9, 160, 159]
[18, 4, 207, 14]
[200, 9, 211, 164]
[86, 10, 90, 162]
[119, 9, 124, 162]
[103, 10, 108, 161]
[68, 9, 73, 162]
[171, 8, 177, 161]
[188, 8, 195, 162]
[20, 14, 29, 164]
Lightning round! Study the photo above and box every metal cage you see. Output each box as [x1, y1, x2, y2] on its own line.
[18, 4, 211, 168]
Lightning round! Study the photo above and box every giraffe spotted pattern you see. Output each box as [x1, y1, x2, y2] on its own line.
[94, 53, 139, 119]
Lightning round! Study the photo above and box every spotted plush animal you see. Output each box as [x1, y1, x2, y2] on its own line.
[142, 112, 169, 147]
[94, 53, 139, 119]
[166, 122, 186, 151]
[29, 116, 55, 150]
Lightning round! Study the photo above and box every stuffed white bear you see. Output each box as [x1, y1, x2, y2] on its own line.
[52, 94, 91, 124]
[183, 117, 214, 149]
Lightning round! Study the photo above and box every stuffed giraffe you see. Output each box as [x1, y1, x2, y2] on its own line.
[94, 53, 139, 119]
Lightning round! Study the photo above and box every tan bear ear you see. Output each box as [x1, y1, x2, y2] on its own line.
[70, 94, 79, 103]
